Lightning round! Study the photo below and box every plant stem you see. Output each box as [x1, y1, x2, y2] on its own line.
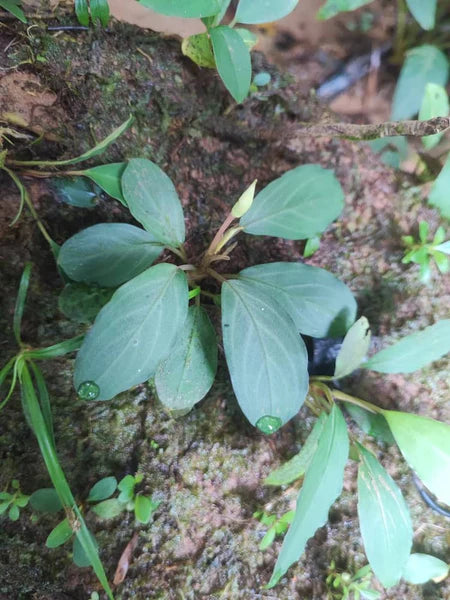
[204, 212, 236, 258]
[331, 389, 383, 414]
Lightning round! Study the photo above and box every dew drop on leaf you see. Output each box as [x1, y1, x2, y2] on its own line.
[256, 415, 282, 434]
[77, 380, 100, 400]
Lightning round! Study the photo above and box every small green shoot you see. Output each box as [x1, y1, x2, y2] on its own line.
[0, 480, 30, 521]
[326, 561, 381, 600]
[402, 221, 449, 284]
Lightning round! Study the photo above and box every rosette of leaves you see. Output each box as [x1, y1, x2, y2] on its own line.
[402, 221, 450, 283]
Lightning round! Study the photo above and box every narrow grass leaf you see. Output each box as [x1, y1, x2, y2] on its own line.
[90, 0, 110, 26]
[13, 262, 32, 345]
[73, 530, 98, 567]
[0, 0, 26, 22]
[334, 317, 371, 378]
[235, 0, 298, 24]
[26, 334, 84, 360]
[82, 163, 126, 205]
[210, 26, 252, 103]
[139, 0, 221, 17]
[29, 362, 55, 449]
[74, 0, 89, 25]
[402, 553, 449, 584]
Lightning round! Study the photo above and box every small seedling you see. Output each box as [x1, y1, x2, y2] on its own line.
[0, 479, 30, 521]
[326, 562, 380, 600]
[402, 221, 449, 283]
[254, 510, 295, 551]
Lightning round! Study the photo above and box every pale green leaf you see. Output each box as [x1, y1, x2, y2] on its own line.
[8, 504, 20, 521]
[235, 0, 298, 24]
[334, 317, 371, 378]
[46, 518, 73, 548]
[357, 444, 412, 587]
[419, 84, 449, 149]
[210, 26, 252, 103]
[13, 262, 31, 346]
[134, 495, 159, 524]
[82, 163, 126, 205]
[181, 33, 215, 68]
[239, 262, 356, 338]
[435, 241, 450, 255]
[236, 28, 258, 51]
[92, 499, 124, 519]
[240, 165, 344, 240]
[155, 306, 217, 412]
[268, 405, 349, 587]
[74, 263, 188, 401]
[30, 488, 63, 513]
[382, 411, 450, 505]
[317, 0, 373, 20]
[58, 223, 163, 288]
[87, 477, 117, 502]
[405, 0, 436, 30]
[139, 0, 221, 17]
[303, 236, 320, 258]
[429, 153, 450, 219]
[121, 158, 186, 246]
[402, 553, 449, 584]
[221, 279, 309, 430]
[391, 45, 449, 120]
[90, 0, 110, 26]
[363, 320, 450, 373]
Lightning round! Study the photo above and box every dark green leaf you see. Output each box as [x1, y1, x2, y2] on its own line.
[419, 83, 449, 149]
[90, 0, 110, 26]
[345, 404, 394, 444]
[391, 45, 449, 120]
[235, 0, 298, 24]
[0, 0, 26, 22]
[402, 553, 449, 584]
[82, 163, 126, 205]
[87, 477, 117, 502]
[357, 444, 412, 587]
[210, 26, 252, 103]
[240, 165, 344, 240]
[50, 177, 98, 208]
[74, 263, 189, 401]
[0, 501, 11, 514]
[363, 320, 450, 373]
[155, 306, 217, 412]
[13, 262, 32, 345]
[92, 499, 124, 519]
[121, 159, 186, 246]
[382, 411, 450, 505]
[134, 495, 159, 524]
[268, 405, 349, 587]
[75, 0, 89, 25]
[58, 283, 114, 324]
[58, 223, 163, 287]
[317, 0, 373, 20]
[405, 0, 436, 30]
[73, 530, 98, 567]
[46, 518, 73, 548]
[139, 0, 221, 17]
[239, 262, 356, 338]
[221, 278, 309, 430]
[429, 153, 450, 219]
[265, 413, 327, 485]
[30, 488, 63, 513]
[334, 317, 371, 378]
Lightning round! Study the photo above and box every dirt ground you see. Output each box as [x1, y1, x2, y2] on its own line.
[0, 3, 449, 600]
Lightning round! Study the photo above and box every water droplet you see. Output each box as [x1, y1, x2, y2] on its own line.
[256, 415, 282, 435]
[77, 380, 100, 400]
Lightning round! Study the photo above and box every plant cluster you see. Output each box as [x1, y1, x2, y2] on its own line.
[402, 220, 450, 283]
[75, 0, 110, 27]
[0, 479, 30, 521]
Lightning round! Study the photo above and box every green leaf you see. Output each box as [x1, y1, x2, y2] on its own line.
[0, 0, 26, 22]
[418, 220, 429, 244]
[14, 493, 30, 508]
[382, 411, 450, 505]
[236, 28, 258, 51]
[13, 262, 32, 346]
[0, 492, 12, 501]
[405, 0, 436, 30]
[87, 477, 117, 502]
[58, 283, 114, 324]
[74, 263, 188, 401]
[368, 136, 408, 170]
[155, 306, 217, 412]
[82, 163, 126, 205]
[265, 413, 327, 485]
[73, 530, 98, 567]
[121, 158, 186, 246]
[0, 500, 12, 514]
[267, 405, 349, 587]
[419, 83, 449, 149]
[357, 444, 412, 587]
[221, 279, 309, 430]
[391, 45, 449, 120]
[259, 527, 276, 550]
[317, 0, 373, 20]
[50, 177, 98, 208]
[117, 475, 135, 503]
[303, 236, 320, 258]
[90, 0, 110, 26]
[429, 153, 450, 219]
[402, 553, 449, 584]
[432, 250, 449, 274]
[181, 33, 216, 68]
[134, 495, 159, 524]
[58, 223, 163, 288]
[240, 165, 344, 240]
[345, 405, 394, 444]
[75, 0, 89, 25]
[235, 0, 298, 24]
[46, 518, 73, 548]
[139, 0, 221, 17]
[8, 504, 20, 521]
[239, 262, 356, 338]
[29, 362, 55, 449]
[363, 320, 450, 373]
[434, 241, 450, 255]
[26, 334, 84, 360]
[334, 317, 371, 378]
[92, 498, 124, 519]
[210, 26, 252, 103]
[30, 488, 63, 513]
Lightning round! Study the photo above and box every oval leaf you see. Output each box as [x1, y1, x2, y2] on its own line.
[221, 279, 309, 429]
[268, 405, 349, 587]
[58, 283, 113, 324]
[210, 26, 252, 103]
[240, 262, 356, 338]
[155, 305, 217, 412]
[46, 518, 73, 548]
[58, 223, 163, 288]
[240, 165, 344, 240]
[419, 83, 449, 149]
[236, 0, 298, 24]
[75, 0, 89, 25]
[334, 316, 371, 378]
[82, 163, 126, 205]
[134, 495, 159, 524]
[382, 411, 450, 505]
[405, 0, 436, 30]
[74, 263, 189, 401]
[402, 553, 449, 585]
[363, 320, 450, 373]
[30, 488, 63, 513]
[87, 477, 117, 502]
[181, 33, 216, 68]
[121, 158, 185, 246]
[357, 444, 413, 588]
[50, 177, 98, 208]
[92, 498, 124, 520]
[429, 152, 450, 219]
[139, 0, 221, 17]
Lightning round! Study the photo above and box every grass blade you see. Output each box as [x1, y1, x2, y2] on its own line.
[13, 263, 32, 345]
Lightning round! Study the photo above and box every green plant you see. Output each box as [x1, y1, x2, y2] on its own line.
[253, 509, 295, 551]
[0, 479, 30, 521]
[0, 0, 26, 22]
[326, 562, 380, 600]
[75, 0, 110, 26]
[402, 221, 449, 282]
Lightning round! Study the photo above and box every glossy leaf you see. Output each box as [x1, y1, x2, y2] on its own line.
[90, 0, 110, 26]
[334, 317, 371, 378]
[87, 477, 117, 502]
[155, 306, 217, 412]
[419, 83, 449, 149]
[240, 165, 344, 240]
[74, 263, 188, 401]
[82, 163, 126, 205]
[429, 153, 450, 219]
[73, 530, 98, 567]
[363, 320, 450, 373]
[134, 495, 159, 524]
[265, 413, 327, 486]
[235, 0, 298, 24]
[391, 45, 448, 120]
[210, 26, 252, 103]
[92, 499, 124, 519]
[268, 405, 349, 587]
[46, 518, 73, 548]
[58, 283, 113, 324]
[357, 444, 412, 587]
[58, 223, 163, 288]
[239, 262, 356, 338]
[382, 411, 450, 505]
[50, 177, 98, 208]
[181, 33, 215, 68]
[13, 262, 31, 345]
[0, 0, 26, 22]
[139, 0, 221, 17]
[75, 0, 89, 25]
[122, 159, 185, 246]
[402, 553, 449, 584]
[317, 0, 373, 20]
[221, 278, 309, 429]
[405, 0, 436, 30]
[30, 488, 63, 513]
